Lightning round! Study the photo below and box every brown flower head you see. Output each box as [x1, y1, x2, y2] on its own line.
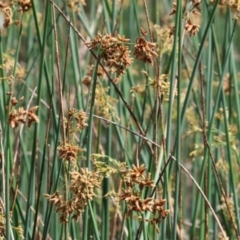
[8, 107, 27, 128]
[68, 169, 102, 219]
[119, 187, 154, 215]
[44, 168, 101, 223]
[27, 106, 39, 128]
[18, 0, 32, 12]
[75, 110, 88, 130]
[0, 3, 12, 28]
[129, 164, 146, 179]
[134, 37, 158, 65]
[7, 95, 38, 128]
[58, 143, 81, 162]
[85, 34, 133, 81]
[44, 191, 70, 223]
[68, 108, 88, 132]
[185, 19, 200, 36]
[169, 2, 177, 15]
[145, 198, 169, 232]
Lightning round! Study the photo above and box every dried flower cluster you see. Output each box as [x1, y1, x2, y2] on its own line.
[57, 109, 88, 163]
[67, 0, 86, 12]
[119, 164, 169, 232]
[17, 0, 32, 12]
[44, 168, 102, 223]
[0, 0, 30, 29]
[134, 37, 158, 65]
[58, 142, 83, 163]
[0, 2, 13, 29]
[69, 169, 101, 218]
[86, 33, 133, 82]
[68, 108, 88, 133]
[185, 18, 200, 36]
[170, 1, 201, 36]
[145, 199, 169, 232]
[75, 109, 88, 130]
[6, 94, 39, 128]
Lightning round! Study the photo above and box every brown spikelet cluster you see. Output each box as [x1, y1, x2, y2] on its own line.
[119, 164, 169, 232]
[58, 142, 83, 163]
[0, 1, 32, 29]
[6, 94, 39, 128]
[44, 191, 69, 223]
[17, 0, 32, 12]
[0, 2, 13, 29]
[44, 168, 102, 223]
[58, 109, 88, 162]
[69, 169, 101, 217]
[85, 33, 133, 82]
[169, 0, 201, 37]
[68, 108, 88, 133]
[185, 19, 200, 36]
[75, 110, 88, 130]
[134, 37, 158, 65]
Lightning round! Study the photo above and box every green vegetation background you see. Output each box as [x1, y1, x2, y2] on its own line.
[0, 0, 240, 239]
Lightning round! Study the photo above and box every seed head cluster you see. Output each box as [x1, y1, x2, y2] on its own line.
[86, 33, 133, 82]
[17, 0, 32, 12]
[58, 109, 88, 163]
[44, 168, 102, 223]
[119, 164, 169, 232]
[68, 108, 88, 133]
[0, 2, 13, 29]
[185, 18, 200, 36]
[6, 94, 39, 128]
[134, 37, 158, 65]
[170, 1, 201, 37]
[58, 142, 82, 163]
[0, 0, 32, 29]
